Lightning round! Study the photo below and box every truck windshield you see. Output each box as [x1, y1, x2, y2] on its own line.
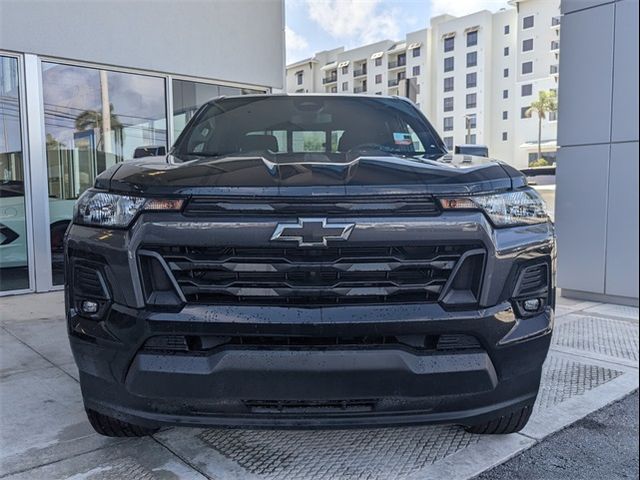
[172, 96, 447, 160]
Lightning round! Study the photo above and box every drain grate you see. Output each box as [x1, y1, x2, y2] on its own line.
[198, 425, 478, 480]
[552, 315, 639, 361]
[535, 354, 624, 411]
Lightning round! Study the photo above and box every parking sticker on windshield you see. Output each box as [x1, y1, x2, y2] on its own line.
[393, 132, 413, 145]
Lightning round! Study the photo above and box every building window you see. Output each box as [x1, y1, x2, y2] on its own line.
[342, 82, 348, 91]
[465, 133, 477, 144]
[504, 68, 509, 78]
[0, 56, 28, 290]
[502, 111, 508, 120]
[548, 111, 557, 121]
[522, 38, 534, 52]
[503, 89, 509, 99]
[43, 62, 168, 285]
[551, 40, 560, 51]
[444, 76, 454, 92]
[522, 84, 533, 96]
[521, 106, 530, 118]
[522, 61, 533, 75]
[502, 132, 508, 141]
[444, 36, 455, 52]
[296, 71, 303, 85]
[412, 47, 421, 57]
[467, 30, 478, 47]
[331, 86, 337, 93]
[443, 116, 454, 131]
[523, 15, 534, 29]
[466, 51, 477, 67]
[466, 93, 477, 109]
[444, 96, 454, 112]
[341, 66, 348, 75]
[443, 136, 454, 149]
[375, 57, 382, 67]
[504, 46, 509, 56]
[466, 113, 477, 128]
[375, 74, 382, 84]
[504, 25, 510, 34]
[412, 65, 420, 76]
[466, 72, 477, 88]
[444, 56, 454, 72]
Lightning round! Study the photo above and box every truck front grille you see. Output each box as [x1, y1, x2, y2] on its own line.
[140, 244, 484, 306]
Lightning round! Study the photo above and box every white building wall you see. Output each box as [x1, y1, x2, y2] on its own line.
[430, 11, 494, 150]
[512, 0, 561, 167]
[490, 9, 518, 163]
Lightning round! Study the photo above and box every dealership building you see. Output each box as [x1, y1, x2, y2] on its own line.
[0, 0, 285, 294]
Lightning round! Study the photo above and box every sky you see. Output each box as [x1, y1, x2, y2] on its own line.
[286, 0, 511, 64]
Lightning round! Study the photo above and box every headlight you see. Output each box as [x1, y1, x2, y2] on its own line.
[439, 189, 549, 227]
[74, 191, 184, 228]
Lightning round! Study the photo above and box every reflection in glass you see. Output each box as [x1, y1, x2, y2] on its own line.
[172, 79, 262, 139]
[42, 62, 167, 284]
[0, 56, 30, 291]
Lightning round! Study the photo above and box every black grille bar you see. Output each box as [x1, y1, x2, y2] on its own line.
[141, 244, 484, 306]
[184, 195, 440, 217]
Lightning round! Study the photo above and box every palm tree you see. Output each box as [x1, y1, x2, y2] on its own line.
[526, 90, 558, 164]
[74, 103, 123, 150]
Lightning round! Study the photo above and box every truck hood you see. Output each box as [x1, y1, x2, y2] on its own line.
[98, 153, 526, 196]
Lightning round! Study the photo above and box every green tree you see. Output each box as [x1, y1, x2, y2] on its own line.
[74, 103, 123, 150]
[526, 90, 558, 163]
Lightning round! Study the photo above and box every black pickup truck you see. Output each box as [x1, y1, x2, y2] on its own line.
[65, 94, 555, 437]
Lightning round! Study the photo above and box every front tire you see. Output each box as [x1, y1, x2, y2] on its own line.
[86, 409, 159, 437]
[464, 403, 534, 434]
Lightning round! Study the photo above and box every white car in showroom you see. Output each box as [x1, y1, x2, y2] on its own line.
[0, 181, 74, 269]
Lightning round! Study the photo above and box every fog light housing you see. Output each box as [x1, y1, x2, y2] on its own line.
[523, 298, 542, 313]
[81, 300, 99, 314]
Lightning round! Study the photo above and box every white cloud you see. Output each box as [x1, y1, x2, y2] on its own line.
[305, 0, 400, 44]
[430, 0, 507, 18]
[286, 26, 310, 52]
[285, 26, 310, 62]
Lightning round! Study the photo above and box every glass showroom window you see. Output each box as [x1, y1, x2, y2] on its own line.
[42, 62, 167, 284]
[172, 80, 262, 139]
[0, 56, 30, 292]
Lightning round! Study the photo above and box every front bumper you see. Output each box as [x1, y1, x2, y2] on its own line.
[65, 211, 555, 428]
[69, 301, 552, 428]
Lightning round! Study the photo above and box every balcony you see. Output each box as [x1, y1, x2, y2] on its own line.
[354, 86, 367, 93]
[388, 79, 400, 87]
[551, 16, 561, 28]
[388, 60, 406, 69]
[550, 64, 559, 75]
[322, 75, 337, 85]
[551, 41, 560, 51]
[353, 68, 367, 78]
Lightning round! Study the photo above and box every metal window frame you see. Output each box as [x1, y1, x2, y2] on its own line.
[1, 52, 270, 295]
[0, 51, 36, 296]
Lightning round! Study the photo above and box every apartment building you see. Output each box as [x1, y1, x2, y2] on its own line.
[285, 0, 560, 168]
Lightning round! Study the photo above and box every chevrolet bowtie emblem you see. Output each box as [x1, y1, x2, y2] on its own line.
[270, 218, 355, 247]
